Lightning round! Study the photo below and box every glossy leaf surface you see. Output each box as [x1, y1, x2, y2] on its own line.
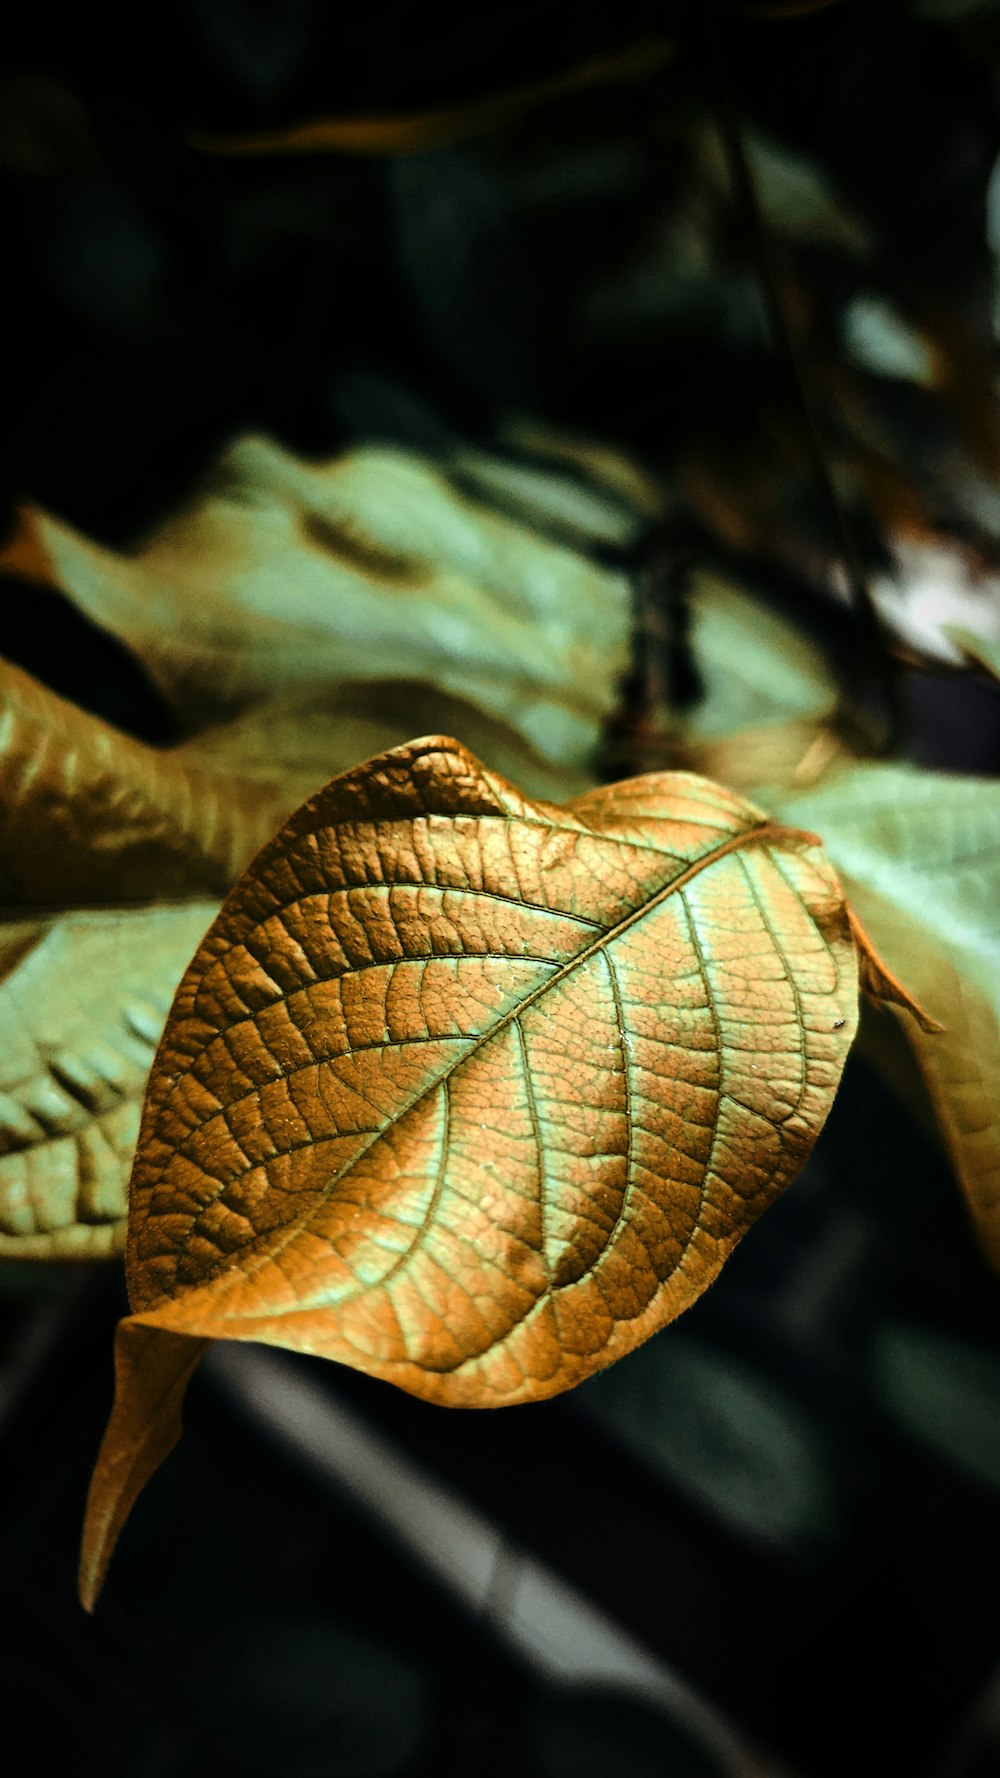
[81, 737, 894, 1605]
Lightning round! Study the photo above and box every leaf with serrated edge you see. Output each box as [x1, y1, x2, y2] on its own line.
[80, 737, 915, 1607]
[0, 904, 218, 1260]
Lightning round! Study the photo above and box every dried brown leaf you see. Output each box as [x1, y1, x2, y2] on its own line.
[80, 737, 909, 1607]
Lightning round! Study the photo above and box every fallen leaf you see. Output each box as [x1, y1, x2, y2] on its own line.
[80, 735, 906, 1606]
[187, 37, 673, 158]
[770, 764, 1000, 1266]
[8, 438, 631, 769]
[0, 903, 217, 1260]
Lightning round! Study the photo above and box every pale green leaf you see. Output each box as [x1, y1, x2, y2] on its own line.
[685, 574, 839, 738]
[843, 294, 934, 384]
[184, 679, 592, 809]
[770, 765, 1000, 1266]
[0, 903, 217, 1259]
[24, 438, 631, 770]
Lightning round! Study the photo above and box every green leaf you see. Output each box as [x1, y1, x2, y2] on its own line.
[843, 295, 934, 384]
[184, 679, 592, 810]
[684, 575, 839, 738]
[745, 130, 874, 258]
[0, 903, 216, 1259]
[18, 438, 631, 770]
[770, 765, 1000, 1268]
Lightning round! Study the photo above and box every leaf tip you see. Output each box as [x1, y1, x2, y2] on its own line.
[848, 908, 944, 1034]
[78, 1322, 208, 1614]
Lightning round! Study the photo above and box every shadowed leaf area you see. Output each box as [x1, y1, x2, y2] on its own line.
[79, 734, 926, 1607]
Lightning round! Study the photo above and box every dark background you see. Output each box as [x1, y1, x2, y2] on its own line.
[3, 3, 1000, 1774]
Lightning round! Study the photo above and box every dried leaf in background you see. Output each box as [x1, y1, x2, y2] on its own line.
[80, 735, 919, 1607]
[0, 658, 290, 904]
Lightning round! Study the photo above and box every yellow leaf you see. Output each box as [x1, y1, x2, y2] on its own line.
[80, 736, 911, 1606]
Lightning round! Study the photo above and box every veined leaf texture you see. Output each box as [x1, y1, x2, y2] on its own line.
[80, 737, 917, 1606]
[0, 904, 219, 1259]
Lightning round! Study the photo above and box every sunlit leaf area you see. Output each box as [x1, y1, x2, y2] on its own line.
[3, 4, 1000, 1774]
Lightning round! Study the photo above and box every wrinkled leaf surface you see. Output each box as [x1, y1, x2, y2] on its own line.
[82, 736, 892, 1605]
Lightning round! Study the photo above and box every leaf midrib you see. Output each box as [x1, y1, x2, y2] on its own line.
[142, 816, 793, 1307]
